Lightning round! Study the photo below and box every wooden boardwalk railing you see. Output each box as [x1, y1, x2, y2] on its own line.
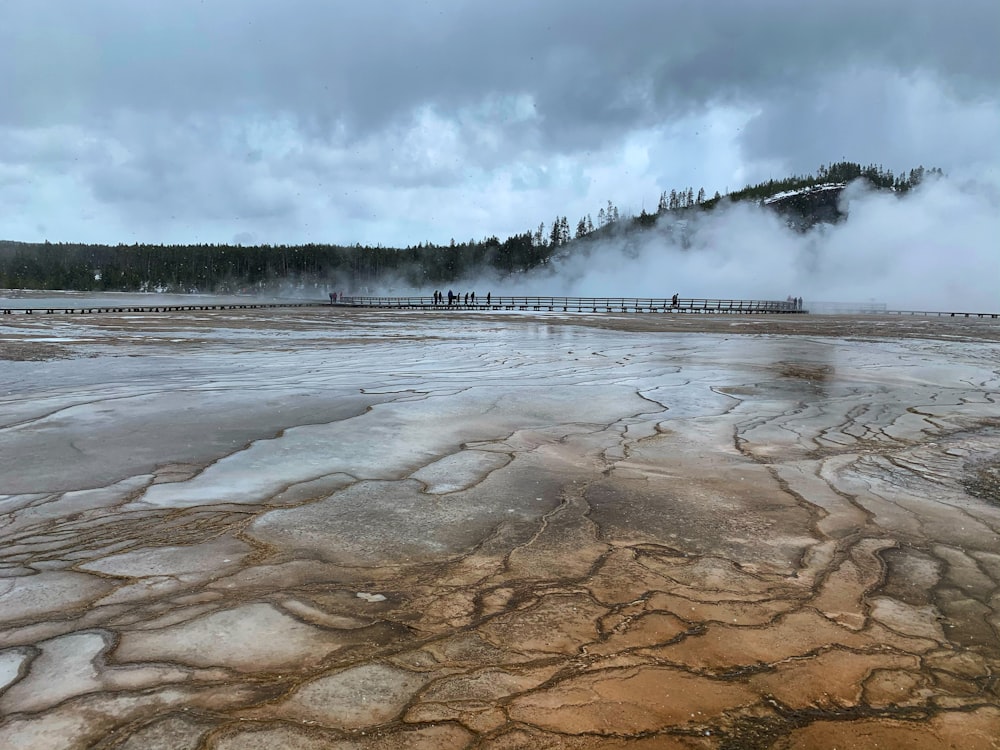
[0, 302, 324, 315]
[336, 296, 808, 314]
[881, 309, 999, 319]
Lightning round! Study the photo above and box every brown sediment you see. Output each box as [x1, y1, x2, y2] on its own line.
[1, 309, 999, 748]
[0, 341, 71, 361]
[964, 455, 1000, 507]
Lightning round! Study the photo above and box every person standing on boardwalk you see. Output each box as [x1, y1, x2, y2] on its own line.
[671, 293, 679, 307]
[486, 292, 491, 305]
[447, 290, 454, 306]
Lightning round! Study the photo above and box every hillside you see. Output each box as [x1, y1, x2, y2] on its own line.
[706, 161, 938, 229]
[761, 182, 847, 229]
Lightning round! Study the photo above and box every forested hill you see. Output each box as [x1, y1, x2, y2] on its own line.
[706, 162, 941, 231]
[1, 161, 938, 293]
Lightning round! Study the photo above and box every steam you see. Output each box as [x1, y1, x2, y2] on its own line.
[492, 172, 1000, 312]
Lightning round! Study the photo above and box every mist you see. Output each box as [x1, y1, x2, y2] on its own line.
[488, 173, 1000, 312]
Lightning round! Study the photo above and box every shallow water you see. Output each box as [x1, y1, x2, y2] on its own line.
[1, 308, 999, 748]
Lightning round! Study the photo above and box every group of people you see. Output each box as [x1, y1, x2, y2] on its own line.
[433, 290, 491, 306]
[786, 295, 804, 310]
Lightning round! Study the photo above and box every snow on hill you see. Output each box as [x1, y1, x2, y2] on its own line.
[761, 182, 846, 205]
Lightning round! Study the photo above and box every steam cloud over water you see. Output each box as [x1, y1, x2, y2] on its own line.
[502, 173, 1000, 312]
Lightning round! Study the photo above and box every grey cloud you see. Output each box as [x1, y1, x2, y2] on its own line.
[82, 117, 299, 223]
[3, 0, 997, 144]
[739, 67, 1000, 176]
[0, 126, 110, 171]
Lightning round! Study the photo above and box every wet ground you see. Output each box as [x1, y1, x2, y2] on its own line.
[1, 308, 999, 749]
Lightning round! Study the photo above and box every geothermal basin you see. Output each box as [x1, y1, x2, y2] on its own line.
[1, 307, 999, 749]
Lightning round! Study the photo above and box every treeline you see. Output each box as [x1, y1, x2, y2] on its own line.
[0, 161, 939, 292]
[0, 235, 556, 292]
[715, 161, 941, 205]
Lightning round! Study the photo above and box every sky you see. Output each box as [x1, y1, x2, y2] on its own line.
[1, 1, 998, 307]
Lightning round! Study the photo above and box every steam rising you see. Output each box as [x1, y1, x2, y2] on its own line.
[501, 173, 1000, 312]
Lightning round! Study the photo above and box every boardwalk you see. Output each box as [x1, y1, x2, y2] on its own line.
[1, 302, 323, 315]
[4, 295, 997, 318]
[338, 296, 1000, 318]
[337, 295, 808, 314]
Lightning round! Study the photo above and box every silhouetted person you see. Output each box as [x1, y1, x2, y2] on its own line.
[471, 291, 476, 304]
[486, 292, 491, 305]
[447, 290, 454, 306]
[464, 292, 469, 305]
[671, 293, 679, 307]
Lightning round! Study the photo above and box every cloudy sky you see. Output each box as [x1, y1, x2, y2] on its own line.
[1, 0, 998, 250]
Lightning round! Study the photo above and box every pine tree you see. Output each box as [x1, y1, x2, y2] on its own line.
[576, 217, 587, 238]
[550, 217, 562, 247]
[696, 187, 705, 205]
[586, 214, 594, 233]
[533, 223, 546, 247]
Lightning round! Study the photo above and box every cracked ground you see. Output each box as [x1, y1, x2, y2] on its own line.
[1, 308, 999, 749]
